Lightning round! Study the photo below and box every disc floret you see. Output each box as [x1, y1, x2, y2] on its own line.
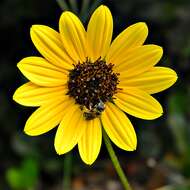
[67, 58, 120, 119]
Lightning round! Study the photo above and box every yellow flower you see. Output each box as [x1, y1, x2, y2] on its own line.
[13, 5, 177, 165]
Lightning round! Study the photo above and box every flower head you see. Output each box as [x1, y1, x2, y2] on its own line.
[13, 5, 177, 165]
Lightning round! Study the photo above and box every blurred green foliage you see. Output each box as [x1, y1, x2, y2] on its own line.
[168, 90, 190, 177]
[56, 0, 102, 22]
[6, 158, 39, 189]
[0, 0, 190, 189]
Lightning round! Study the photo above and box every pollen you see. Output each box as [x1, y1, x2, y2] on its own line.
[67, 57, 120, 119]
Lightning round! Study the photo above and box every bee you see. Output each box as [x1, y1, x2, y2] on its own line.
[94, 99, 105, 113]
[83, 112, 97, 120]
[83, 99, 105, 120]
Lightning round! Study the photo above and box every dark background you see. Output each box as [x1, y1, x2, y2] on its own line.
[0, 0, 190, 189]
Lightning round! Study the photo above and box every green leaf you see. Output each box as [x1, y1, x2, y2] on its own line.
[6, 168, 23, 189]
[6, 158, 39, 189]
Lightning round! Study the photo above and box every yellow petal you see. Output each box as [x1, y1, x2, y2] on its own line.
[119, 67, 178, 94]
[78, 118, 102, 165]
[30, 25, 73, 70]
[106, 22, 148, 63]
[18, 57, 68, 87]
[101, 103, 137, 151]
[87, 5, 113, 61]
[114, 45, 163, 78]
[55, 103, 87, 155]
[114, 88, 163, 120]
[59, 11, 87, 63]
[24, 98, 72, 136]
[13, 82, 68, 107]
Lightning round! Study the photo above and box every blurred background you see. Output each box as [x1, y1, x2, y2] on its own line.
[0, 0, 190, 189]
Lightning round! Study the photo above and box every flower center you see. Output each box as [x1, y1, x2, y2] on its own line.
[67, 57, 120, 120]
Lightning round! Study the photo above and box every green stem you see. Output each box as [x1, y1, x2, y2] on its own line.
[63, 152, 72, 190]
[103, 130, 132, 190]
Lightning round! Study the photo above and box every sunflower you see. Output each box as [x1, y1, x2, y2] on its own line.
[13, 5, 177, 165]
